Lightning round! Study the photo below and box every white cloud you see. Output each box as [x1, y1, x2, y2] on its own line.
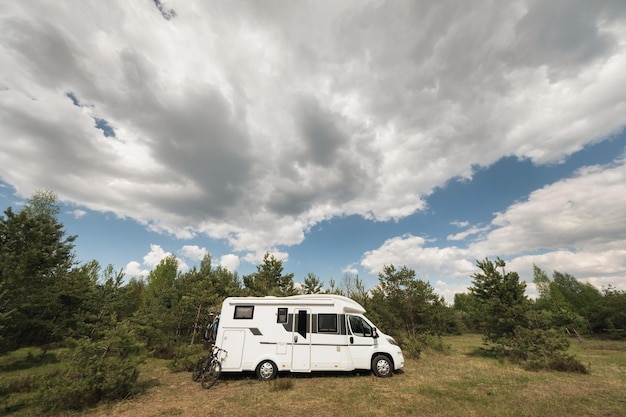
[451, 221, 470, 228]
[179, 245, 208, 261]
[219, 254, 240, 272]
[68, 209, 86, 219]
[143, 244, 172, 268]
[362, 157, 626, 299]
[447, 225, 490, 241]
[242, 250, 289, 266]
[474, 160, 626, 252]
[128, 244, 190, 274]
[177, 259, 190, 274]
[123, 261, 149, 278]
[341, 265, 359, 276]
[433, 280, 470, 307]
[1, 1, 626, 271]
[361, 234, 475, 279]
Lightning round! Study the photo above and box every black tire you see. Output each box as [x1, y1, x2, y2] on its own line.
[201, 360, 222, 389]
[371, 354, 393, 378]
[255, 360, 278, 381]
[192, 357, 209, 382]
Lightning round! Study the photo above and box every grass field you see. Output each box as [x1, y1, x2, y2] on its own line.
[2, 334, 626, 417]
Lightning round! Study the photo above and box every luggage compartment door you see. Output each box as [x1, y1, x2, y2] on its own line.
[220, 329, 246, 370]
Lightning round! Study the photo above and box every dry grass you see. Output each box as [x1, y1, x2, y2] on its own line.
[7, 335, 626, 417]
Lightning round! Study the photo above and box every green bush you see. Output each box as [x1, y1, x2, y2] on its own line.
[419, 333, 451, 354]
[401, 337, 422, 360]
[37, 321, 145, 411]
[169, 344, 206, 372]
[546, 354, 589, 373]
[523, 353, 588, 373]
[510, 327, 570, 361]
[399, 334, 450, 359]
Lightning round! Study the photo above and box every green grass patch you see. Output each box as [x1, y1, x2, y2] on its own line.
[3, 334, 626, 417]
[0, 348, 63, 416]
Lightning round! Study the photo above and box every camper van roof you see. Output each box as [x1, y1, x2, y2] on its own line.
[224, 294, 366, 314]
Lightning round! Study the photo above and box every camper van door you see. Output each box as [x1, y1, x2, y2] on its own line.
[347, 315, 376, 369]
[291, 308, 311, 371]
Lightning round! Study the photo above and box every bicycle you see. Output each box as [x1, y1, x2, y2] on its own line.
[192, 346, 226, 389]
[192, 354, 211, 382]
[192, 313, 222, 382]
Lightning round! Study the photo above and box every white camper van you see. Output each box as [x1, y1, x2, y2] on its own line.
[214, 294, 404, 380]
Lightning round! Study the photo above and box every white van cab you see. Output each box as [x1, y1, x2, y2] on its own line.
[214, 294, 404, 379]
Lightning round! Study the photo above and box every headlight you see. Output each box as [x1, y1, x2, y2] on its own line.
[387, 337, 398, 346]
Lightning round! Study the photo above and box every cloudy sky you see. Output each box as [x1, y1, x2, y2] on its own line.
[2, 0, 626, 302]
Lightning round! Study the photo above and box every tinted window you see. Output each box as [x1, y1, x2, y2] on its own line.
[277, 308, 288, 324]
[318, 314, 338, 333]
[234, 306, 254, 319]
[349, 315, 372, 337]
[297, 310, 308, 338]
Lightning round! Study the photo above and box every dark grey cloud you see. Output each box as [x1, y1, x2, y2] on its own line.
[265, 94, 375, 217]
[294, 95, 348, 168]
[0, 95, 119, 186]
[140, 88, 254, 219]
[3, 18, 87, 90]
[1, 0, 626, 257]
[508, 0, 626, 79]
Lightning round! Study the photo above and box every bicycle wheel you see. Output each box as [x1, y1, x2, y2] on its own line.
[200, 360, 222, 389]
[192, 356, 209, 382]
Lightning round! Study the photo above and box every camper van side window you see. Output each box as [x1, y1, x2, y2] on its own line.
[349, 315, 372, 337]
[234, 306, 254, 319]
[277, 308, 288, 324]
[318, 314, 338, 333]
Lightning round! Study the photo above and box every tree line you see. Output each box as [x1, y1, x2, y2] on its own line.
[1, 191, 625, 410]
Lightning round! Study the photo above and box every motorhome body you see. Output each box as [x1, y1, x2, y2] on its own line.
[214, 294, 404, 379]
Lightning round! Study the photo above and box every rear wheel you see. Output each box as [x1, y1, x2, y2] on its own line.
[256, 360, 278, 381]
[371, 354, 393, 378]
[201, 360, 222, 389]
[192, 356, 209, 381]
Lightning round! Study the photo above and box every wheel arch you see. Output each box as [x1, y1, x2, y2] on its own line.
[371, 351, 394, 368]
[371, 352, 395, 377]
[255, 358, 279, 380]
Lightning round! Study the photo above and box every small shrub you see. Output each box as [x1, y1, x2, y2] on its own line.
[401, 337, 422, 360]
[153, 345, 176, 359]
[169, 344, 205, 372]
[270, 378, 294, 391]
[523, 353, 589, 374]
[419, 333, 451, 354]
[547, 354, 589, 374]
[37, 321, 146, 411]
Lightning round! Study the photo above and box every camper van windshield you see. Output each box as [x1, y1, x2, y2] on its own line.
[348, 315, 372, 337]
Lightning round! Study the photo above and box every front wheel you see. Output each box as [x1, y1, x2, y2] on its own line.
[371, 354, 393, 378]
[201, 360, 222, 389]
[255, 360, 277, 381]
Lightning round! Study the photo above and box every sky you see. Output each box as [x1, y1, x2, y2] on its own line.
[1, 0, 626, 303]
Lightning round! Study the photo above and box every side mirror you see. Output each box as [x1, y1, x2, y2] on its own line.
[372, 328, 379, 339]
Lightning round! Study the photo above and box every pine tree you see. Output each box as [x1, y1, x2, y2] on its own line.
[0, 190, 77, 349]
[243, 253, 296, 296]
